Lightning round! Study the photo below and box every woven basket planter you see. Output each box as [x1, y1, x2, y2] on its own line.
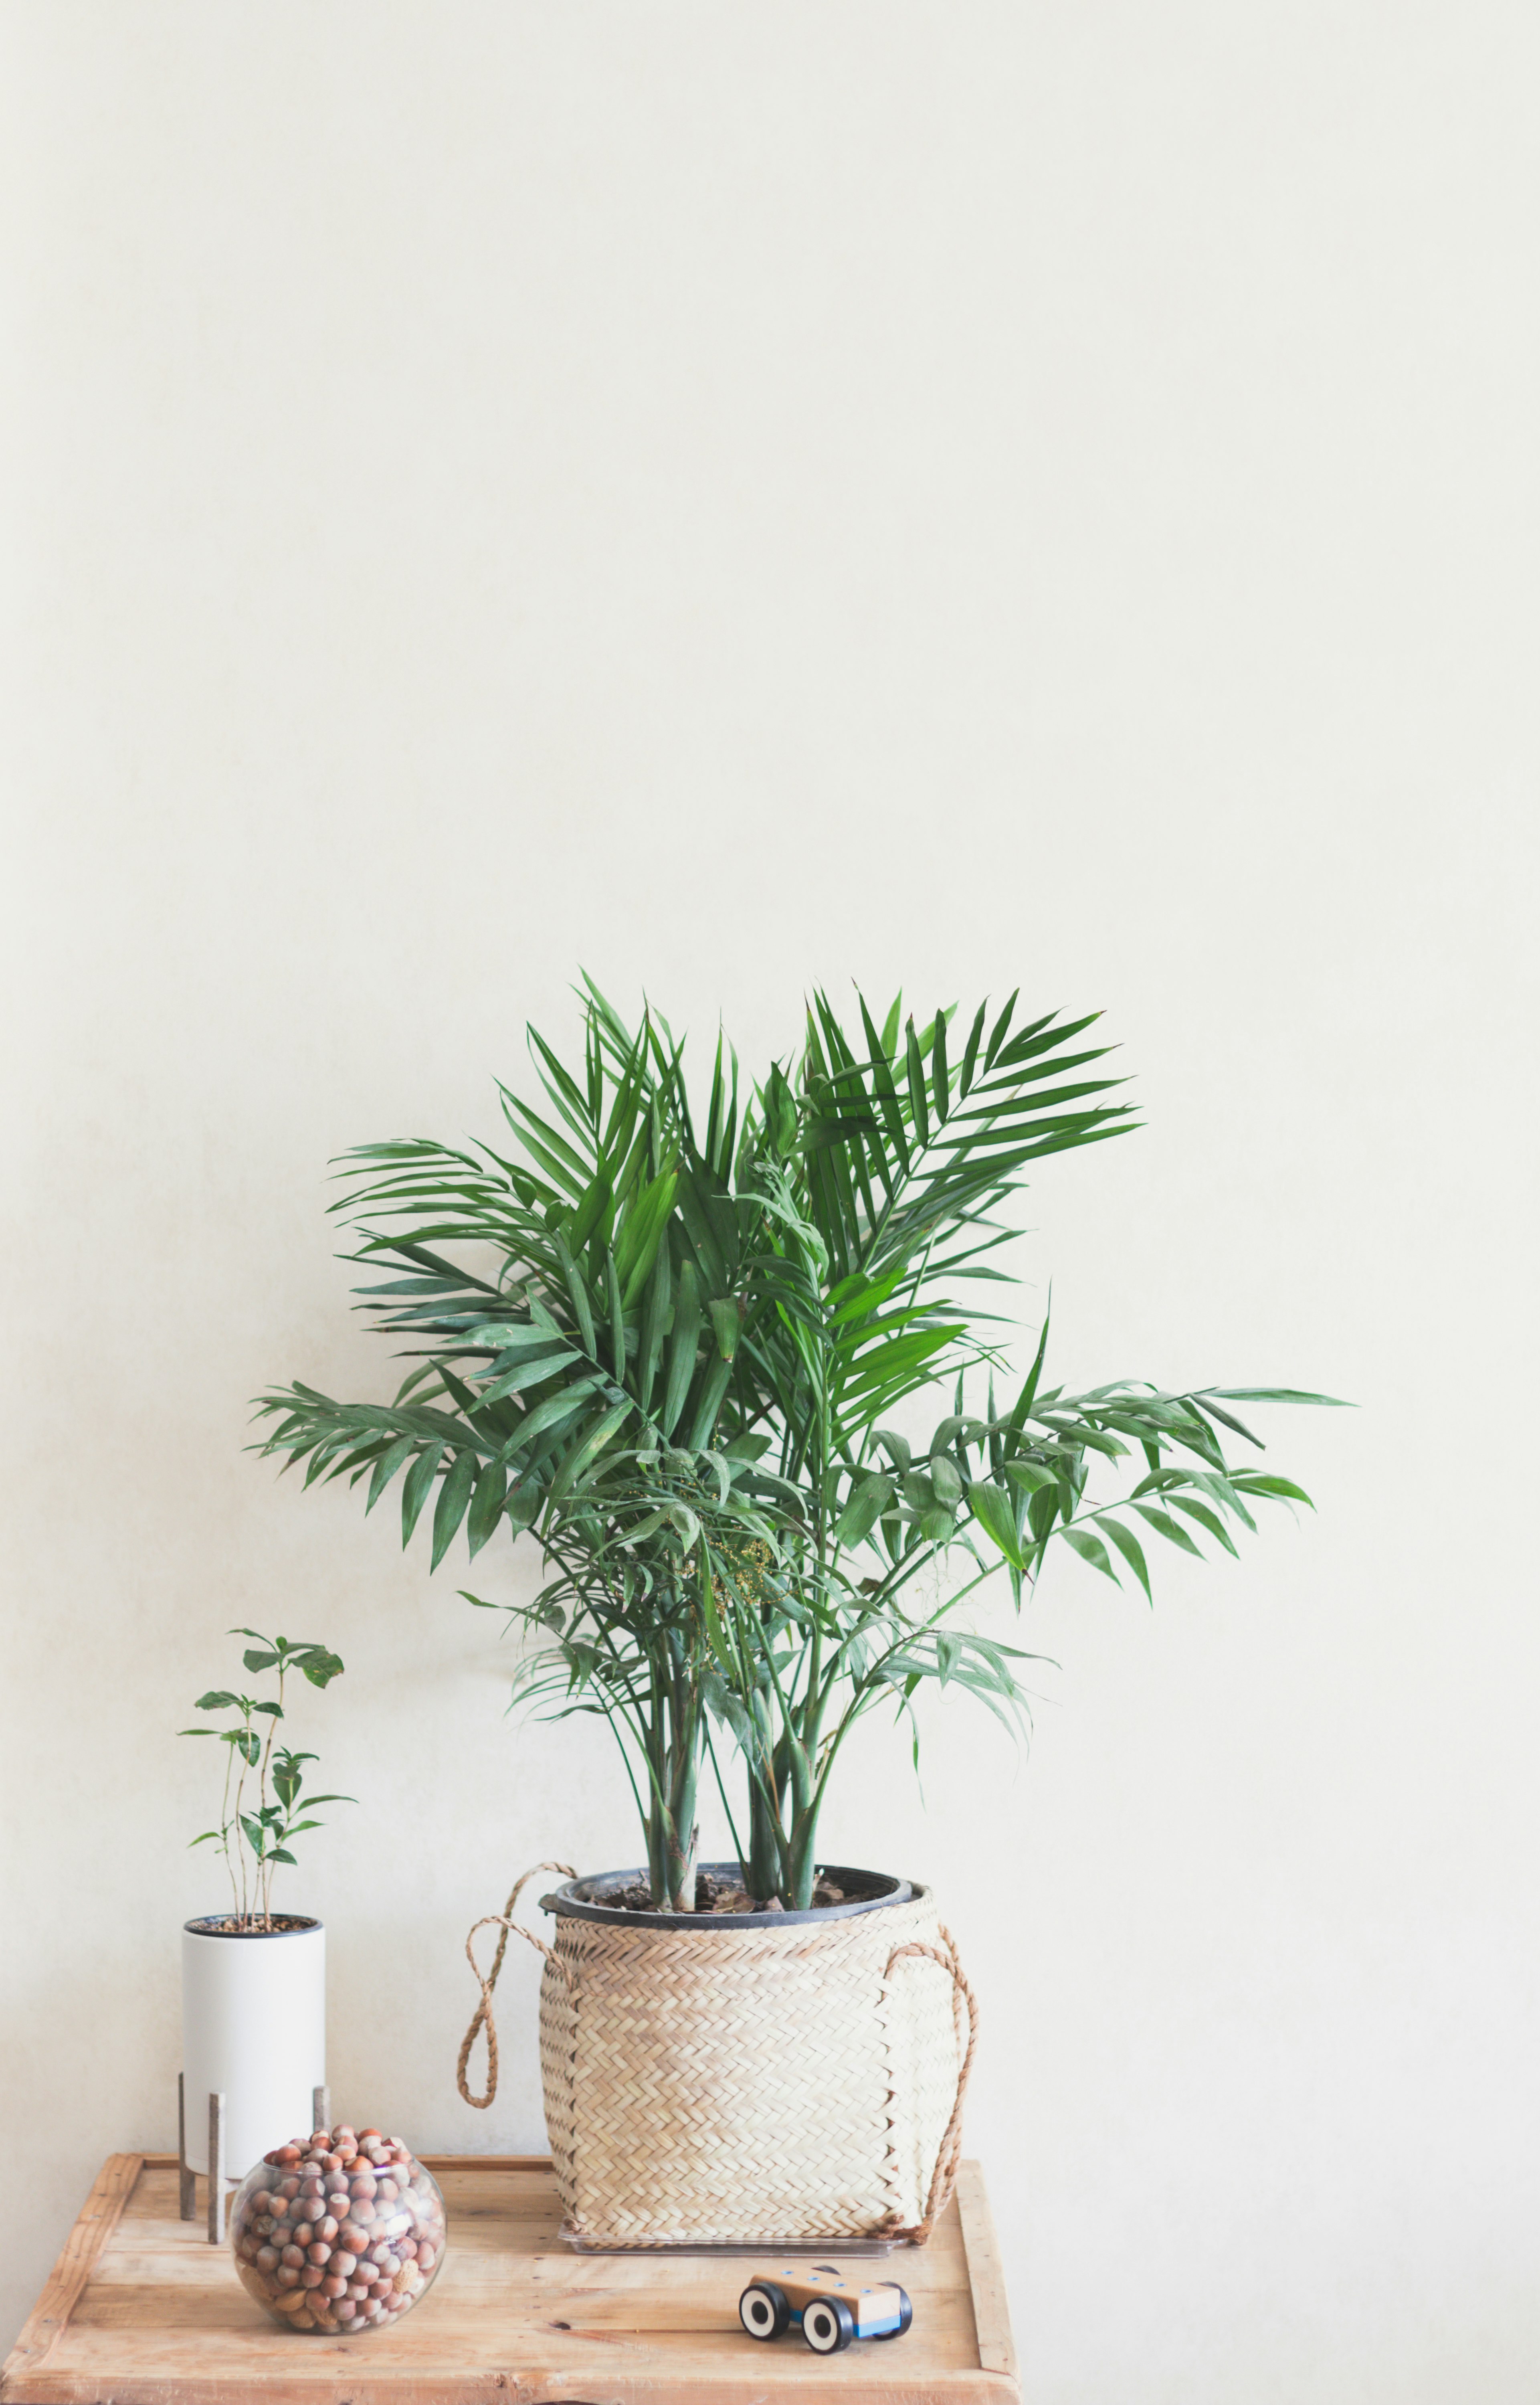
[460, 1862, 977, 2249]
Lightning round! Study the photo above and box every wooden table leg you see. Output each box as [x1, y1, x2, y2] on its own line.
[177, 2074, 196, 2223]
[206, 2092, 225, 2246]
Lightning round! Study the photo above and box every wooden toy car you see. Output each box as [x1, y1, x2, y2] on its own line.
[738, 2263, 913, 2354]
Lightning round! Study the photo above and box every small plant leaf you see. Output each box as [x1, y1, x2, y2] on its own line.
[1063, 1525, 1119, 1583]
[1093, 1514, 1153, 1601]
[1131, 1503, 1206, 1557]
[969, 1481, 1025, 1568]
[835, 1475, 893, 1547]
[467, 1460, 509, 1557]
[431, 1448, 478, 1571]
[401, 1443, 443, 1547]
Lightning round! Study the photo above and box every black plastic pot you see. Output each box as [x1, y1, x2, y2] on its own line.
[540, 1862, 911, 1934]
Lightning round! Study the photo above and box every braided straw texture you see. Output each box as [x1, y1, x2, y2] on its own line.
[537, 1882, 966, 2246]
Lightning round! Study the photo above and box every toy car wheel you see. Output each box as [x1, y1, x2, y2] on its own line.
[872, 2283, 913, 2337]
[739, 2281, 790, 2340]
[802, 2294, 855, 2354]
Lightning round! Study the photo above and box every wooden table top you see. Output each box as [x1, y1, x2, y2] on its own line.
[2, 2154, 1019, 2404]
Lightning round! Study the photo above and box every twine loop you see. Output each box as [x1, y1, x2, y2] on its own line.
[877, 1923, 980, 2241]
[456, 1862, 576, 2110]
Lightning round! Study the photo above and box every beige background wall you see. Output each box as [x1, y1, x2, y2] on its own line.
[3, 6, 1536, 2395]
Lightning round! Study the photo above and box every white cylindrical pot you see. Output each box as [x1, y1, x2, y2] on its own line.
[181, 1916, 326, 2177]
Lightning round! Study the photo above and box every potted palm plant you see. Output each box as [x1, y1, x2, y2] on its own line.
[257, 983, 1336, 2246]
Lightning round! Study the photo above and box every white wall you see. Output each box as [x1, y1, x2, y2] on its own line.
[3, 6, 1536, 2395]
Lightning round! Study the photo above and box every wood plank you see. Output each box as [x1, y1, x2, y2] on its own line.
[386, 2161, 554, 2183]
[10, 2371, 1010, 2405]
[953, 2160, 1016, 2385]
[137, 2155, 556, 2178]
[2, 2154, 1019, 2405]
[1, 2153, 143, 2394]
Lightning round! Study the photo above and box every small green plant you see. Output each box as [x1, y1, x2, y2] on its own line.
[181, 1630, 353, 1927]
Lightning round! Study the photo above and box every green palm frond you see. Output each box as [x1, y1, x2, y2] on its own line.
[256, 977, 1340, 1912]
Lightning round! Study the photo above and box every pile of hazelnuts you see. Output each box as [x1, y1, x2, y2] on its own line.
[230, 2122, 447, 2335]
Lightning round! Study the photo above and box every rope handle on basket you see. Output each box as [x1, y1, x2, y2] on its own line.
[456, 1861, 577, 2111]
[878, 1924, 980, 2242]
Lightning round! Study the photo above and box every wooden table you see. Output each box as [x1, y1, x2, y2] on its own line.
[2, 2155, 1019, 2403]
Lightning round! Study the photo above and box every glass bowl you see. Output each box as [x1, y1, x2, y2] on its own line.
[230, 2120, 446, 2335]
